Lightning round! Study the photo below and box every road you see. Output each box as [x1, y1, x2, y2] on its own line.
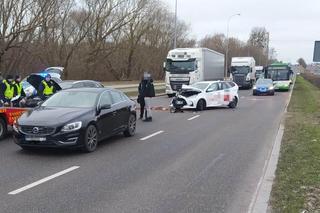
[0, 89, 289, 213]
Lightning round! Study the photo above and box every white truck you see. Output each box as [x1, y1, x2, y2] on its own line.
[164, 48, 225, 97]
[230, 57, 256, 89]
[255, 66, 264, 80]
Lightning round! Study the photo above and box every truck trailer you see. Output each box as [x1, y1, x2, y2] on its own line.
[164, 48, 225, 97]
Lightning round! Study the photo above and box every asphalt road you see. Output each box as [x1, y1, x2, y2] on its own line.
[0, 89, 289, 213]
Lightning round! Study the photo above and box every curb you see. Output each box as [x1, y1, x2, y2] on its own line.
[248, 80, 295, 213]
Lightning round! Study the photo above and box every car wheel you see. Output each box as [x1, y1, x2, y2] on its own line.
[124, 114, 136, 137]
[0, 118, 7, 140]
[83, 125, 98, 153]
[229, 97, 238, 109]
[196, 99, 206, 111]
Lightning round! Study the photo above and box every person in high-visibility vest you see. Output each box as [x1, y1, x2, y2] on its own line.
[0, 75, 15, 106]
[12, 75, 26, 107]
[38, 74, 57, 100]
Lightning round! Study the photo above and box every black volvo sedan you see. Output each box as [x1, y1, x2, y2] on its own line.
[13, 88, 136, 152]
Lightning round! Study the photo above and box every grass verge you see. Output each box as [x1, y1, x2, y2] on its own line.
[271, 76, 320, 212]
[124, 88, 165, 98]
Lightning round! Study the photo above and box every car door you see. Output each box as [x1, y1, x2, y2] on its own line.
[205, 83, 223, 106]
[110, 91, 130, 131]
[222, 82, 232, 105]
[96, 91, 116, 139]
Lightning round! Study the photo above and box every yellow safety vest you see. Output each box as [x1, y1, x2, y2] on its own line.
[3, 80, 14, 99]
[14, 82, 23, 96]
[42, 80, 54, 96]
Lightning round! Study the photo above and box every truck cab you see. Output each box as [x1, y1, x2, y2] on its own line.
[230, 57, 256, 89]
[164, 48, 224, 97]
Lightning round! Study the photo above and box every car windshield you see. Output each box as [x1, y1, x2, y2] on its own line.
[166, 59, 196, 72]
[231, 66, 250, 74]
[42, 91, 99, 108]
[257, 79, 272, 85]
[190, 82, 209, 90]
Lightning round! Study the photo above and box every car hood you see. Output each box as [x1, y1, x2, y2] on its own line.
[181, 85, 203, 93]
[18, 107, 93, 126]
[256, 84, 272, 88]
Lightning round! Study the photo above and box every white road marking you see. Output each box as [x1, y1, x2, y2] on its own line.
[140, 131, 164, 141]
[8, 166, 80, 195]
[187, 115, 200, 121]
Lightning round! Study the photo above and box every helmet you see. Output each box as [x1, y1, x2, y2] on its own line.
[45, 73, 51, 79]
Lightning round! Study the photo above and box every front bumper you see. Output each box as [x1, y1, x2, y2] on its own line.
[13, 129, 85, 148]
[274, 85, 290, 91]
[253, 89, 274, 95]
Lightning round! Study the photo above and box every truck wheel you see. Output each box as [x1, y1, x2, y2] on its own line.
[229, 97, 238, 109]
[0, 118, 7, 140]
[196, 99, 206, 111]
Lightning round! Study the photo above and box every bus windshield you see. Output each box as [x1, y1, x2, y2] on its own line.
[267, 69, 290, 81]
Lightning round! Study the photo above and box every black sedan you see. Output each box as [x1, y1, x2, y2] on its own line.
[253, 78, 275, 96]
[13, 88, 136, 152]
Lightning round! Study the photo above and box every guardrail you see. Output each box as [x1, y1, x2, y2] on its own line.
[109, 83, 165, 93]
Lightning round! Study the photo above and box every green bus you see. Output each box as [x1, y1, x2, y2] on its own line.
[265, 62, 294, 91]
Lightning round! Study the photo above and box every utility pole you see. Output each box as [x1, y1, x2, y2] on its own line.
[174, 0, 178, 49]
[225, 13, 240, 78]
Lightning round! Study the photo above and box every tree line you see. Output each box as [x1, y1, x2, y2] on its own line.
[0, 0, 275, 81]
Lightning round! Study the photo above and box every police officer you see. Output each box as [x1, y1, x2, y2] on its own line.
[12, 75, 26, 107]
[38, 74, 57, 100]
[0, 75, 15, 106]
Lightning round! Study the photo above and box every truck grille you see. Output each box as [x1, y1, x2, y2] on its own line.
[233, 75, 245, 85]
[170, 81, 190, 91]
[20, 126, 56, 136]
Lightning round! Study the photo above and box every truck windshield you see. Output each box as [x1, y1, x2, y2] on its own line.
[166, 59, 196, 73]
[267, 69, 289, 81]
[231, 66, 250, 74]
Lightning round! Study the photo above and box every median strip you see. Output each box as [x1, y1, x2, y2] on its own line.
[8, 166, 80, 195]
[140, 131, 164, 141]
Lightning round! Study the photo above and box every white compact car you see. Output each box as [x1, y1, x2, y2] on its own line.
[170, 81, 239, 111]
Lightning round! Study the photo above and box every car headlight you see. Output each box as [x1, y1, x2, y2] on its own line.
[61, 121, 82, 132]
[246, 76, 251, 81]
[269, 86, 274, 90]
[253, 86, 257, 89]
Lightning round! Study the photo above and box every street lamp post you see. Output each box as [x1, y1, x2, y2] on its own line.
[174, 0, 178, 49]
[225, 13, 240, 78]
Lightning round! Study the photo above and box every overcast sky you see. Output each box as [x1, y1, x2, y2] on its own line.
[162, 0, 320, 64]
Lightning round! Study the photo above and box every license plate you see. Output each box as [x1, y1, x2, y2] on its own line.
[25, 136, 46, 142]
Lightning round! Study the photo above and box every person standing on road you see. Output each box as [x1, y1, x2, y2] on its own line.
[143, 73, 155, 122]
[138, 77, 147, 120]
[0, 75, 14, 106]
[12, 75, 26, 107]
[38, 74, 57, 100]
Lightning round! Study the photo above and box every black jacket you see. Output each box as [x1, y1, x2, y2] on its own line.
[138, 79, 155, 98]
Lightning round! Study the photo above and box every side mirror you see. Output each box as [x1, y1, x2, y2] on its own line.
[37, 101, 43, 106]
[207, 88, 214, 93]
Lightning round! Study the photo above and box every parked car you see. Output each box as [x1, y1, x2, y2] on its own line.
[170, 81, 239, 111]
[13, 88, 136, 152]
[59, 80, 104, 90]
[253, 78, 275, 96]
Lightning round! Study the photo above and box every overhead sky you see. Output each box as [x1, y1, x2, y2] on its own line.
[162, 0, 320, 64]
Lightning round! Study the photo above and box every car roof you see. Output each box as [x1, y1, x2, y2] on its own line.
[61, 80, 100, 84]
